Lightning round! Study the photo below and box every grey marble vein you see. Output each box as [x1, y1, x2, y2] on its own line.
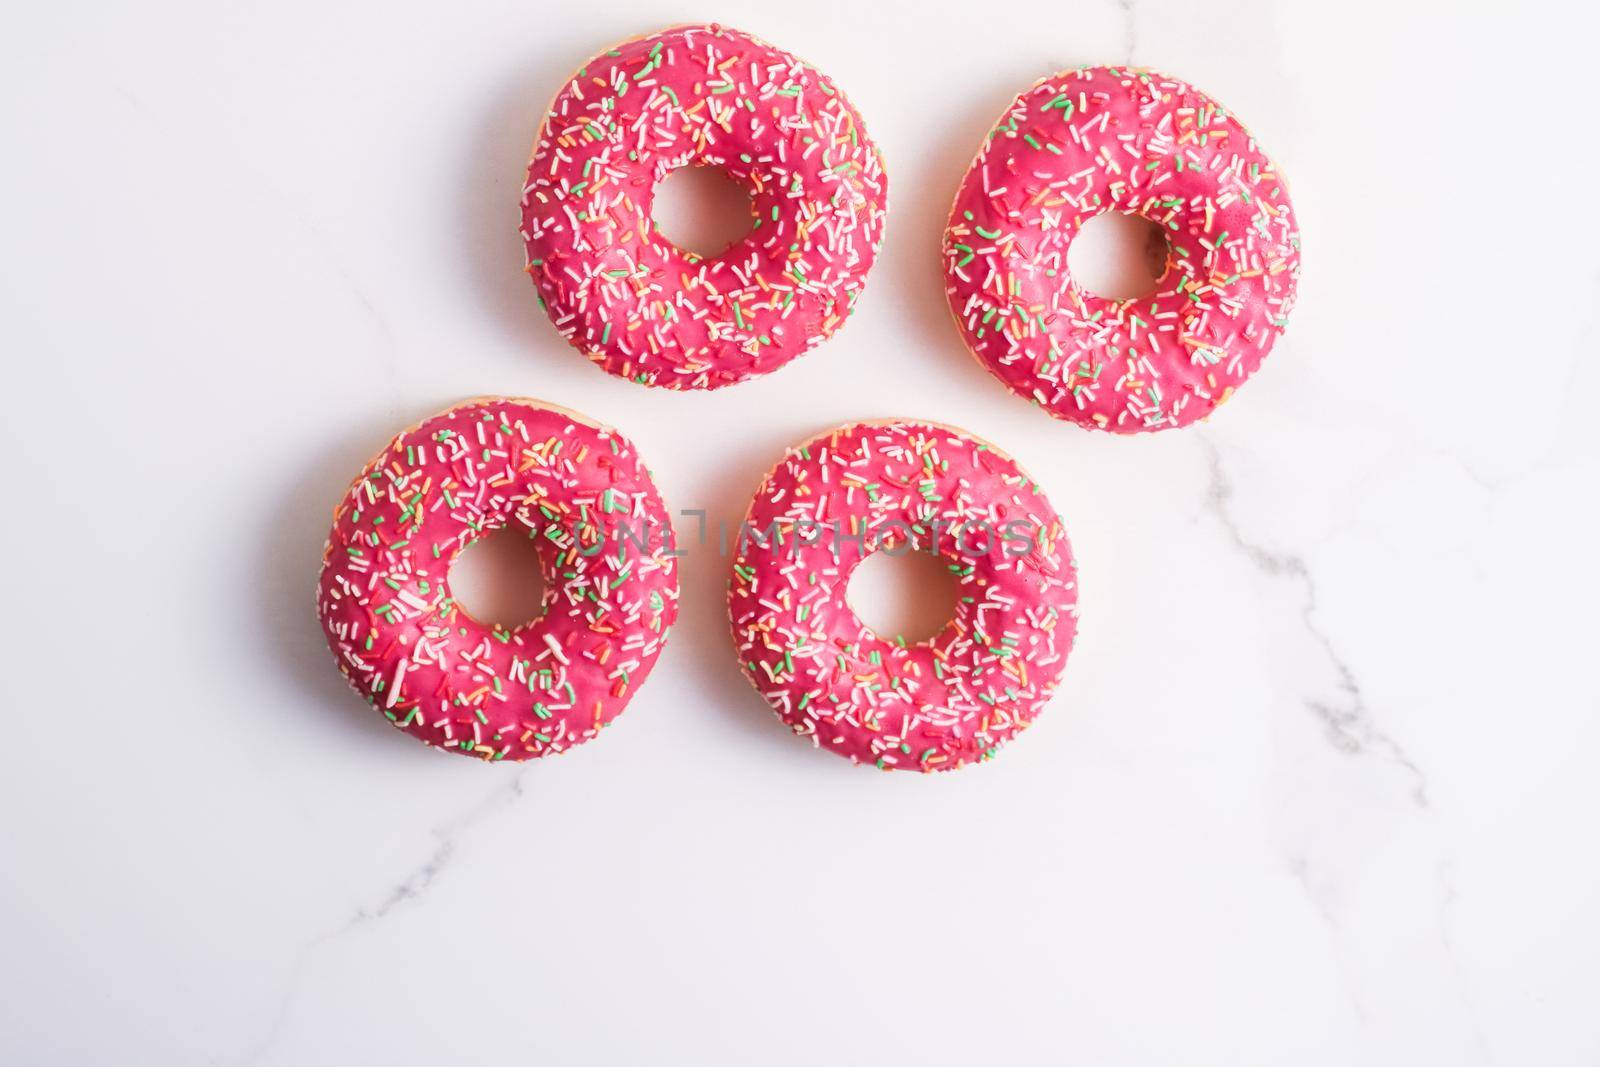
[240, 769, 531, 1065]
[1201, 437, 1429, 805]
[1201, 436, 1493, 1063]
[354, 769, 529, 926]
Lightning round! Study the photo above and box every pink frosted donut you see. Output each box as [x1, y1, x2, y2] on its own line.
[316, 398, 680, 761]
[521, 24, 889, 389]
[944, 66, 1301, 432]
[728, 421, 1079, 772]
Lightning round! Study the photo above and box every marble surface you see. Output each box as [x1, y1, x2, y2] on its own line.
[3, 1, 1598, 1063]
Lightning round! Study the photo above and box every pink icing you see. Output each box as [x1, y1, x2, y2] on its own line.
[521, 24, 889, 389]
[316, 399, 679, 761]
[728, 421, 1079, 772]
[944, 66, 1301, 432]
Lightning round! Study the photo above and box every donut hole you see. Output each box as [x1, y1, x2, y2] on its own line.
[1067, 211, 1170, 301]
[448, 524, 549, 630]
[847, 547, 961, 645]
[652, 164, 754, 258]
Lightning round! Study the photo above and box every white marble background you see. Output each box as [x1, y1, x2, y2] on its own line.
[3, 1, 1598, 1063]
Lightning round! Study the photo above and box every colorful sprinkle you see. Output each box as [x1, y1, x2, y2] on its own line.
[522, 24, 890, 390]
[728, 421, 1079, 772]
[315, 399, 680, 761]
[943, 66, 1301, 432]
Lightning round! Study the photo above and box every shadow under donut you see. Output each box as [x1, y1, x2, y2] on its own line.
[252, 408, 441, 757]
[455, 45, 584, 362]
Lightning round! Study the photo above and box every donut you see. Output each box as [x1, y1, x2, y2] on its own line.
[728, 420, 1079, 771]
[521, 23, 889, 390]
[315, 398, 680, 761]
[943, 65, 1301, 432]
